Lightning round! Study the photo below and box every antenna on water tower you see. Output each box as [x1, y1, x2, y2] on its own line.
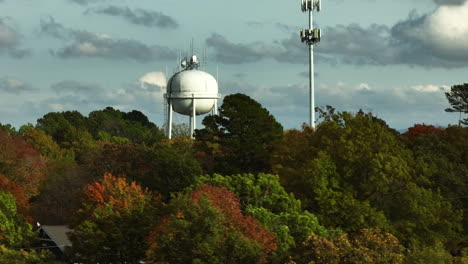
[300, 0, 321, 129]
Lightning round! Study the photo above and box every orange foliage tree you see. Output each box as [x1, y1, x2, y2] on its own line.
[147, 185, 277, 263]
[68, 173, 159, 264]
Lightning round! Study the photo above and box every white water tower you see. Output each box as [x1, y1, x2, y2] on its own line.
[164, 55, 220, 139]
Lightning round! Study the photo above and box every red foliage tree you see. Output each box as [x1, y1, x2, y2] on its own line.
[0, 131, 47, 198]
[403, 124, 445, 141]
[191, 185, 277, 254]
[0, 176, 29, 217]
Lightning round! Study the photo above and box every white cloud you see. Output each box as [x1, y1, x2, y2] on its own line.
[356, 83, 371, 91]
[76, 41, 99, 55]
[0, 77, 34, 94]
[397, 2, 468, 59]
[138, 72, 167, 88]
[425, 2, 468, 54]
[412, 84, 450, 92]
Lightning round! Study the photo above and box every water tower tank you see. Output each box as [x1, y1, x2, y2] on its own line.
[167, 69, 218, 115]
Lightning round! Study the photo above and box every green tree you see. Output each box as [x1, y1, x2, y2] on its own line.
[0, 245, 59, 264]
[405, 242, 452, 264]
[195, 93, 283, 174]
[123, 110, 155, 129]
[36, 111, 87, 145]
[295, 228, 405, 264]
[272, 110, 463, 249]
[68, 174, 158, 264]
[445, 83, 468, 126]
[0, 191, 33, 248]
[0, 123, 17, 135]
[192, 173, 329, 262]
[88, 107, 164, 145]
[147, 185, 276, 264]
[87, 141, 202, 197]
[0, 191, 58, 263]
[405, 126, 468, 251]
[35, 111, 96, 163]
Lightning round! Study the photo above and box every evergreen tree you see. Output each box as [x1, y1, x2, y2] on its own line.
[195, 93, 283, 174]
[445, 83, 468, 126]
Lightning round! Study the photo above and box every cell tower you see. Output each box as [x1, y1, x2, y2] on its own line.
[164, 55, 220, 139]
[300, 0, 321, 129]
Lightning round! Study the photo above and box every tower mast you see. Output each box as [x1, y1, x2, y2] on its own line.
[300, 0, 321, 129]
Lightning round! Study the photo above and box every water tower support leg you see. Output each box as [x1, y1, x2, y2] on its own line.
[191, 97, 196, 139]
[167, 99, 173, 139]
[212, 99, 218, 115]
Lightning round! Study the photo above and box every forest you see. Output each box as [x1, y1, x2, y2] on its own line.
[0, 84, 467, 264]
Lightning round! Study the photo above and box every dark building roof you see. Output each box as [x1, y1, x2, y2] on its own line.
[38, 225, 72, 253]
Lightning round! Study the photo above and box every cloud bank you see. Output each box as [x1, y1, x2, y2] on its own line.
[85, 6, 178, 29]
[40, 17, 176, 62]
[0, 77, 34, 94]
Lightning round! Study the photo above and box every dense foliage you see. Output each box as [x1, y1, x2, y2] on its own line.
[0, 92, 467, 263]
[147, 185, 276, 264]
[67, 174, 158, 263]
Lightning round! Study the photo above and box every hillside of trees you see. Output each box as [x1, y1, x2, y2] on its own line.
[0, 87, 467, 263]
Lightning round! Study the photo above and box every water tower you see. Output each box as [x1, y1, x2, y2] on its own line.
[164, 55, 220, 139]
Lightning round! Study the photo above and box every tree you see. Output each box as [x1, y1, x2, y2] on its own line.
[0, 191, 33, 248]
[123, 110, 155, 129]
[68, 174, 158, 264]
[272, 110, 463, 249]
[88, 107, 164, 145]
[195, 93, 283, 174]
[192, 173, 329, 262]
[147, 185, 276, 264]
[36, 111, 85, 145]
[0, 123, 17, 135]
[22, 128, 75, 164]
[86, 141, 202, 197]
[295, 228, 405, 264]
[0, 131, 47, 198]
[0, 191, 59, 263]
[403, 124, 445, 141]
[404, 126, 468, 252]
[32, 168, 90, 224]
[445, 83, 468, 126]
[0, 245, 59, 264]
[169, 122, 191, 138]
[0, 176, 29, 217]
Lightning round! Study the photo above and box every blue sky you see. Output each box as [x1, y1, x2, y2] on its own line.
[0, 0, 467, 130]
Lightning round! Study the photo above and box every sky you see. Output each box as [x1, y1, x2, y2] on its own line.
[0, 0, 467, 130]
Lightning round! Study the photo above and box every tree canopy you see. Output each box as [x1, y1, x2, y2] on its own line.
[195, 93, 283, 174]
[1, 96, 467, 263]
